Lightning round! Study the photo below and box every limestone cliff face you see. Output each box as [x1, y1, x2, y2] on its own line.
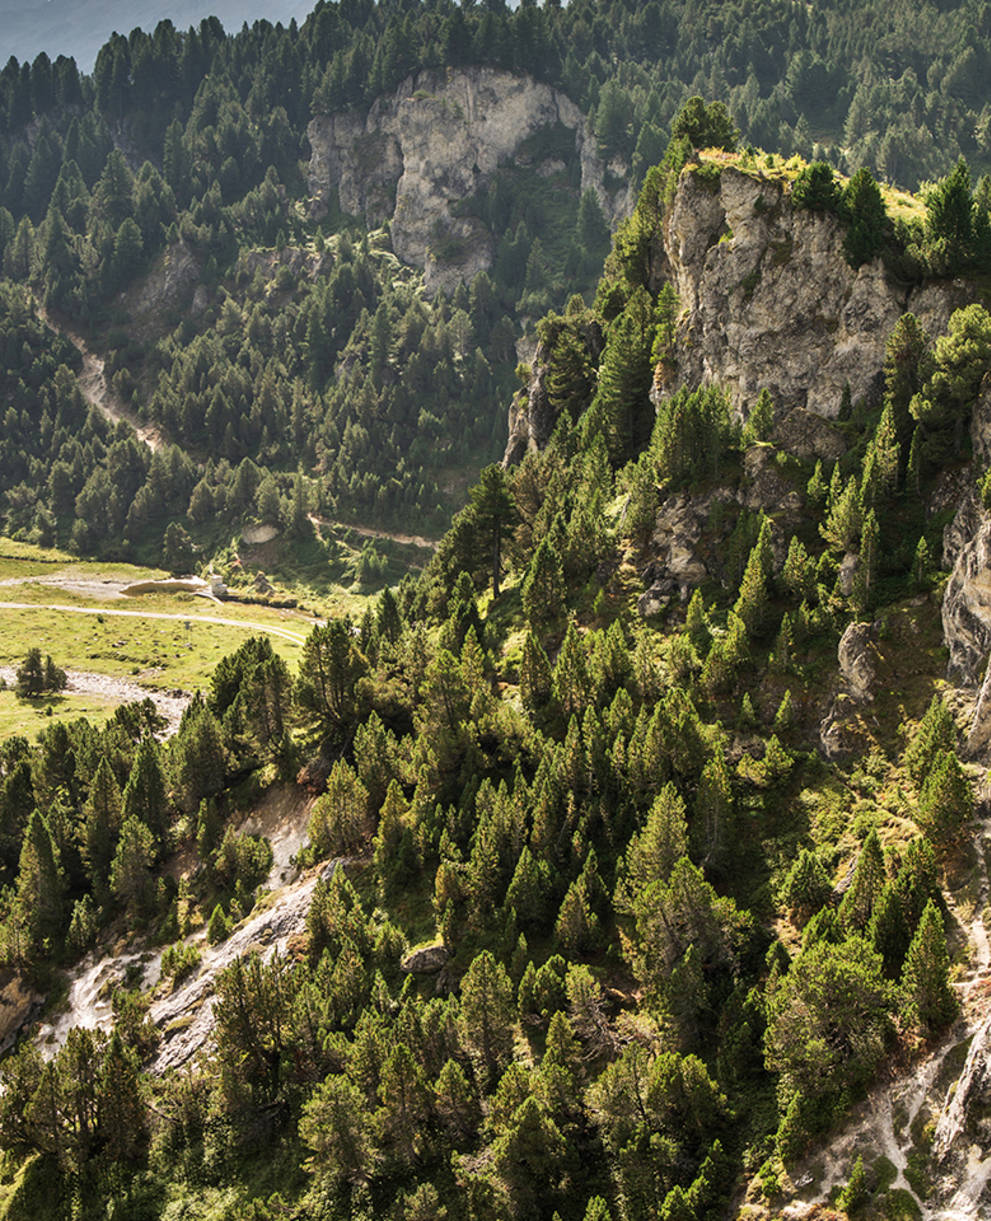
[663, 165, 969, 419]
[307, 67, 631, 294]
[943, 390, 991, 703]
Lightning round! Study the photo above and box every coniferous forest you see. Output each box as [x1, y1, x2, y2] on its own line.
[1, 1, 991, 1219]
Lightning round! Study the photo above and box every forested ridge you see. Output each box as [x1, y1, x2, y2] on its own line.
[0, 2, 991, 1218]
[2, 0, 991, 567]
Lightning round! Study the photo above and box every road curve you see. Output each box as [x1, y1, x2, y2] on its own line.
[0, 601, 313, 645]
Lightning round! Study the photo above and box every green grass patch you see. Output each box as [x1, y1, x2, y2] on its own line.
[0, 689, 118, 739]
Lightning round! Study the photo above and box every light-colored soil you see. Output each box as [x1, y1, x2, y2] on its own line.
[0, 573, 131, 600]
[237, 782, 314, 888]
[39, 305, 164, 452]
[309, 513, 438, 551]
[0, 666, 190, 734]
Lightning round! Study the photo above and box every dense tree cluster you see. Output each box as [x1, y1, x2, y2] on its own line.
[0, 13, 984, 1218]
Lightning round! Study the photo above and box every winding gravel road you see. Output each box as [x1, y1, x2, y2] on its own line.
[0, 600, 311, 644]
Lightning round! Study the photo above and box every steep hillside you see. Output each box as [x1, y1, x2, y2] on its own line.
[0, 117, 991, 1220]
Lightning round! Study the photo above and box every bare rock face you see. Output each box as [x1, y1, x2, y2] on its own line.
[308, 68, 631, 294]
[818, 621, 880, 759]
[942, 488, 991, 685]
[837, 621, 880, 703]
[942, 391, 991, 686]
[0, 970, 42, 1055]
[120, 241, 201, 341]
[401, 942, 449, 974]
[663, 165, 967, 419]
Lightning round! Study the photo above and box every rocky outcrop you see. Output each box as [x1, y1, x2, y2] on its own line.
[401, 942, 449, 974]
[504, 315, 603, 463]
[662, 165, 969, 420]
[942, 389, 991, 686]
[308, 68, 631, 293]
[121, 241, 202, 341]
[637, 488, 732, 615]
[817, 620, 882, 759]
[836, 621, 880, 703]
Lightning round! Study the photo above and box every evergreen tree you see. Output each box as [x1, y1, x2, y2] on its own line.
[16, 809, 64, 953]
[841, 168, 889, 267]
[783, 848, 832, 922]
[458, 950, 515, 1088]
[109, 816, 155, 914]
[839, 829, 885, 931]
[918, 748, 972, 842]
[467, 464, 516, 597]
[904, 696, 956, 785]
[901, 899, 957, 1033]
[742, 388, 774, 446]
[121, 738, 169, 847]
[81, 755, 122, 897]
[522, 536, 566, 626]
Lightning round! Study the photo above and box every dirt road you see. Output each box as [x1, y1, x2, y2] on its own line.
[0, 600, 312, 645]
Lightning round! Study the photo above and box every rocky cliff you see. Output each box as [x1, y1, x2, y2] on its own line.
[663, 164, 969, 419]
[307, 67, 631, 293]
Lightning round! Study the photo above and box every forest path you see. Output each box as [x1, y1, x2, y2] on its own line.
[0, 600, 311, 645]
[308, 513, 438, 550]
[36, 304, 164, 453]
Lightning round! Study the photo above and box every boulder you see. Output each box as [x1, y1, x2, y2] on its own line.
[837, 621, 880, 703]
[401, 942, 449, 974]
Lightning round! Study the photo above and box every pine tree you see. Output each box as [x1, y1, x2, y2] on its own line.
[591, 287, 656, 464]
[851, 509, 879, 614]
[806, 459, 827, 506]
[616, 782, 688, 914]
[16, 810, 64, 953]
[912, 537, 933, 590]
[918, 748, 972, 842]
[742, 387, 774, 446]
[109, 816, 155, 915]
[782, 536, 815, 601]
[904, 696, 956, 785]
[81, 755, 122, 897]
[842, 167, 889, 267]
[553, 620, 590, 720]
[868, 881, 910, 978]
[458, 950, 515, 1088]
[469, 464, 516, 597]
[783, 848, 832, 922]
[685, 589, 711, 650]
[821, 476, 862, 551]
[837, 1154, 868, 1214]
[519, 630, 553, 714]
[694, 746, 735, 869]
[901, 899, 957, 1034]
[522, 537, 566, 627]
[555, 881, 597, 954]
[733, 542, 770, 635]
[839, 829, 885, 931]
[121, 738, 169, 847]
